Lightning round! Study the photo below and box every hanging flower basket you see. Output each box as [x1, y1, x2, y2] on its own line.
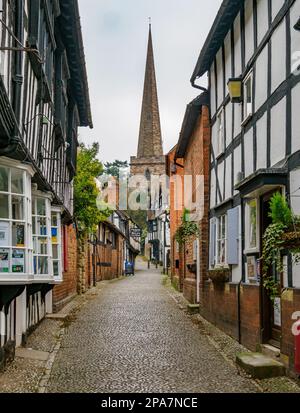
[281, 228, 300, 249]
[208, 268, 230, 285]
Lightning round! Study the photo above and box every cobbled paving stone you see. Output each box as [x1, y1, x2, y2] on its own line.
[47, 261, 260, 393]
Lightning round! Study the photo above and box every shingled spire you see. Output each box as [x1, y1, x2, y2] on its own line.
[137, 23, 163, 158]
[131, 23, 165, 177]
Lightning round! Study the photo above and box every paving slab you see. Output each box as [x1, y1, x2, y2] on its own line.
[236, 352, 286, 379]
[15, 348, 49, 362]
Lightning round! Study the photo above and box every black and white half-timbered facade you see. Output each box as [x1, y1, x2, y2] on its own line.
[192, 0, 300, 364]
[0, 0, 92, 364]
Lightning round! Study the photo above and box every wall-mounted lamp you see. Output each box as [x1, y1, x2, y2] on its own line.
[227, 78, 242, 103]
[294, 18, 300, 31]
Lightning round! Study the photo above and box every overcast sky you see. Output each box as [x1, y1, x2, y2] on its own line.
[78, 0, 222, 163]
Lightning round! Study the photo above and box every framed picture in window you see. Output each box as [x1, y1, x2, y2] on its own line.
[12, 249, 25, 273]
[0, 222, 9, 247]
[0, 248, 9, 273]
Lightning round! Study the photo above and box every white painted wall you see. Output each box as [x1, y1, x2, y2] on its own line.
[234, 103, 242, 138]
[244, 0, 255, 65]
[217, 161, 225, 202]
[290, 0, 300, 76]
[210, 65, 216, 117]
[232, 205, 242, 283]
[256, 113, 268, 169]
[210, 169, 216, 209]
[291, 168, 300, 288]
[225, 156, 232, 200]
[234, 15, 242, 77]
[270, 96, 286, 166]
[255, 45, 269, 111]
[225, 103, 233, 146]
[257, 0, 269, 45]
[271, 21, 286, 94]
[216, 48, 224, 108]
[233, 145, 242, 188]
[244, 128, 254, 178]
[272, 0, 285, 21]
[224, 31, 232, 88]
[292, 82, 300, 153]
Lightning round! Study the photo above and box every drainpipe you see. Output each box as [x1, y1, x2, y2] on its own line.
[196, 238, 201, 304]
[191, 78, 208, 93]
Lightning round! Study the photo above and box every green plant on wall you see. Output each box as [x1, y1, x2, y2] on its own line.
[175, 209, 200, 246]
[262, 192, 300, 302]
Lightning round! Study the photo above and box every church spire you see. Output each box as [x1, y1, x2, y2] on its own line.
[137, 23, 163, 158]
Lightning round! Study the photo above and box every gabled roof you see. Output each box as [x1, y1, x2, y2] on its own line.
[59, 0, 93, 128]
[175, 92, 209, 160]
[191, 0, 244, 83]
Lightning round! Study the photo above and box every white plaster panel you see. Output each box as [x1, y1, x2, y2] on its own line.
[216, 48, 224, 108]
[256, 113, 267, 169]
[256, 0, 269, 45]
[244, 127, 254, 178]
[225, 156, 232, 201]
[290, 169, 300, 215]
[255, 45, 268, 111]
[293, 264, 300, 289]
[224, 31, 232, 88]
[270, 97, 286, 166]
[210, 65, 216, 117]
[225, 102, 233, 146]
[234, 15, 242, 77]
[244, 0, 254, 66]
[292, 82, 300, 153]
[271, 22, 286, 94]
[234, 103, 242, 138]
[233, 145, 242, 187]
[211, 122, 218, 157]
[210, 169, 216, 210]
[272, 0, 284, 21]
[217, 161, 225, 203]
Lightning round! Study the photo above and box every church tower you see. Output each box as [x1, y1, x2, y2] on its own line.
[130, 23, 166, 177]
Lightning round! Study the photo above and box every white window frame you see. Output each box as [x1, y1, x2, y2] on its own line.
[245, 198, 259, 253]
[216, 214, 227, 267]
[51, 207, 63, 282]
[216, 108, 225, 157]
[32, 191, 53, 281]
[0, 161, 34, 282]
[242, 71, 253, 124]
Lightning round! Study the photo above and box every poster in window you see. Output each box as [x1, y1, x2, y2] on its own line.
[52, 227, 58, 244]
[0, 249, 9, 273]
[247, 256, 257, 280]
[274, 298, 282, 327]
[0, 222, 9, 247]
[12, 249, 24, 273]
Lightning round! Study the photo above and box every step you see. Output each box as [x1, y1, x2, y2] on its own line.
[236, 352, 286, 379]
[261, 344, 281, 360]
[187, 304, 200, 315]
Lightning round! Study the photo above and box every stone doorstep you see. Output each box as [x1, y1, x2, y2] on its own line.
[261, 344, 281, 360]
[236, 352, 286, 380]
[15, 348, 49, 362]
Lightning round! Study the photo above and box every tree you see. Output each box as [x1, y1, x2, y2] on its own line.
[74, 143, 111, 236]
[104, 160, 129, 178]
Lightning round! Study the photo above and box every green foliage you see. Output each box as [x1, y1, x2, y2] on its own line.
[104, 160, 129, 178]
[175, 210, 200, 245]
[268, 192, 293, 227]
[74, 143, 111, 236]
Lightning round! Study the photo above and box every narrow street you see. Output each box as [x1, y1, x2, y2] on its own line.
[47, 260, 259, 393]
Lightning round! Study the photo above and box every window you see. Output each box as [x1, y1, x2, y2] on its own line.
[32, 195, 52, 277]
[51, 209, 62, 279]
[242, 72, 253, 123]
[216, 108, 225, 156]
[0, 166, 32, 276]
[246, 199, 258, 250]
[216, 215, 227, 266]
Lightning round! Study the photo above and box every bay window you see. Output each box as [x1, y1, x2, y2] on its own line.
[32, 193, 52, 278]
[216, 214, 227, 266]
[0, 165, 32, 278]
[51, 208, 62, 280]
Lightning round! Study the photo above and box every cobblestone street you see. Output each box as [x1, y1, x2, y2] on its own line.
[47, 260, 260, 393]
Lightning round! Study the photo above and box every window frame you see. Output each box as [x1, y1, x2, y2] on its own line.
[242, 70, 253, 125]
[51, 207, 63, 281]
[245, 198, 259, 253]
[216, 214, 227, 267]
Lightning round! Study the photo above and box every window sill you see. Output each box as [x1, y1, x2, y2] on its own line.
[244, 249, 260, 255]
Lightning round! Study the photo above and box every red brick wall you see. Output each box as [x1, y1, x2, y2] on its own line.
[53, 224, 78, 312]
[239, 284, 261, 351]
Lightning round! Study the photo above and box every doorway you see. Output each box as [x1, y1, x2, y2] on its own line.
[260, 189, 282, 348]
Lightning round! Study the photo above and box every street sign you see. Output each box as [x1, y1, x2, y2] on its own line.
[130, 228, 142, 238]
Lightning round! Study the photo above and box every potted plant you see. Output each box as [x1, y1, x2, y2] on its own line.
[262, 192, 300, 302]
